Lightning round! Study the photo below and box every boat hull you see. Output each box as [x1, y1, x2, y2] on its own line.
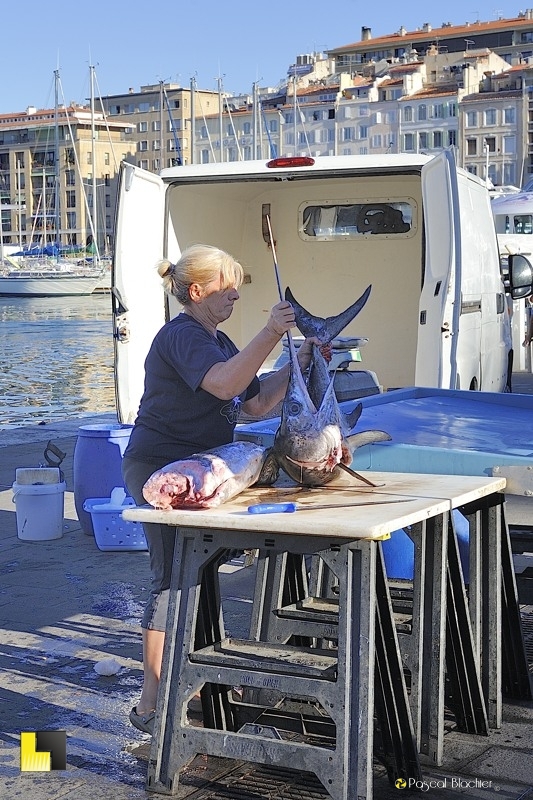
[0, 274, 103, 296]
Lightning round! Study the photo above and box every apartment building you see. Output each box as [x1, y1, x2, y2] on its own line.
[97, 83, 223, 169]
[0, 105, 135, 252]
[328, 11, 533, 70]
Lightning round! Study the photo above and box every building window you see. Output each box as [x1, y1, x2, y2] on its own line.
[418, 104, 427, 121]
[433, 104, 444, 119]
[138, 121, 148, 133]
[484, 108, 497, 126]
[358, 125, 368, 139]
[139, 159, 149, 169]
[419, 131, 428, 149]
[66, 212, 76, 228]
[370, 134, 382, 148]
[448, 130, 456, 146]
[106, 215, 112, 229]
[403, 106, 413, 122]
[433, 130, 443, 148]
[138, 140, 148, 151]
[404, 133, 415, 151]
[66, 190, 76, 208]
[466, 111, 478, 127]
[105, 194, 111, 207]
[152, 120, 161, 131]
[485, 137, 496, 153]
[138, 102, 150, 113]
[86, 152, 92, 164]
[504, 107, 516, 124]
[65, 169, 75, 186]
[269, 119, 278, 133]
[201, 149, 210, 164]
[448, 102, 457, 117]
[467, 139, 477, 155]
[243, 122, 251, 134]
[503, 135, 516, 153]
[342, 127, 355, 141]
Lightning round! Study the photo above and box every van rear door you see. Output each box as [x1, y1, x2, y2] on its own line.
[419, 150, 461, 388]
[113, 162, 167, 423]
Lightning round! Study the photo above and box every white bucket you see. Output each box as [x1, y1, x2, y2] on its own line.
[12, 481, 66, 541]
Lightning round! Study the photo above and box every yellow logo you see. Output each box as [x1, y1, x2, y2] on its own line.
[395, 777, 407, 789]
[20, 731, 67, 771]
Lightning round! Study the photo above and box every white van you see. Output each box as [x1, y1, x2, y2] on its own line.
[112, 150, 532, 423]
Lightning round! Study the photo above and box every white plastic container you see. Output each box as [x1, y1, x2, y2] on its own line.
[12, 481, 66, 541]
[83, 488, 147, 552]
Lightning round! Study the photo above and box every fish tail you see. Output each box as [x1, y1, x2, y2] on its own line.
[285, 285, 372, 342]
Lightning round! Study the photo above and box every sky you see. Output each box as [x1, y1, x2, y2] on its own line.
[0, 0, 524, 113]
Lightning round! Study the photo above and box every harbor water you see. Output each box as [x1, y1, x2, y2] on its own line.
[0, 295, 116, 430]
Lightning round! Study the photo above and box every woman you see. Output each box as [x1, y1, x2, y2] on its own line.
[122, 244, 322, 734]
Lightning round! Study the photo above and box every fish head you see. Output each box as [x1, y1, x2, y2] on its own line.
[275, 349, 345, 485]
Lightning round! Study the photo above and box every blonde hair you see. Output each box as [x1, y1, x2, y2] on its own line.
[157, 245, 244, 305]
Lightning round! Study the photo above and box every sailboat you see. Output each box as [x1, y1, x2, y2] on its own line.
[0, 69, 106, 297]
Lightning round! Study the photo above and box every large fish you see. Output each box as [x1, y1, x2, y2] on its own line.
[142, 441, 267, 509]
[259, 285, 391, 487]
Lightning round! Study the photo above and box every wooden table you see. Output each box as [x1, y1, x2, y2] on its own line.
[123, 471, 517, 798]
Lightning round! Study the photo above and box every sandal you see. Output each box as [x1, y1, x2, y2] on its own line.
[129, 706, 156, 734]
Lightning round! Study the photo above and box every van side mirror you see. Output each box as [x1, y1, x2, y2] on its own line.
[508, 253, 533, 299]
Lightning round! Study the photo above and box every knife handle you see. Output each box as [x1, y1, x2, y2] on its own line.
[247, 503, 297, 514]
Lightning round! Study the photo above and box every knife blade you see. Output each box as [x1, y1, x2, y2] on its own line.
[247, 498, 412, 514]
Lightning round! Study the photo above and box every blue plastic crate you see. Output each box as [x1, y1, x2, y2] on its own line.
[83, 497, 148, 552]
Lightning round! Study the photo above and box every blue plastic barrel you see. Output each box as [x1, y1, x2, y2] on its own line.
[382, 510, 470, 581]
[73, 423, 133, 536]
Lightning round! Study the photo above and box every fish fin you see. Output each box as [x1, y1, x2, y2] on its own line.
[346, 429, 392, 450]
[255, 449, 280, 485]
[345, 402, 363, 431]
[286, 285, 372, 342]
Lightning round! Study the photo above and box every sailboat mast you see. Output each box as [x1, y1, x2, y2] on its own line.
[89, 66, 98, 255]
[90, 64, 99, 258]
[54, 69, 60, 251]
[218, 77, 223, 163]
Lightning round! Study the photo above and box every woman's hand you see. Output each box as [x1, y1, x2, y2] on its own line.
[297, 338, 332, 371]
[265, 301, 296, 338]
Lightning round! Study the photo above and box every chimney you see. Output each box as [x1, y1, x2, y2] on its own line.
[361, 26, 372, 41]
[399, 25, 407, 36]
[422, 22, 432, 32]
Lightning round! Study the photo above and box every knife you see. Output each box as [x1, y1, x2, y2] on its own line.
[247, 498, 412, 514]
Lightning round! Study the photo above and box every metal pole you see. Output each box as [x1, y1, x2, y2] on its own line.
[54, 69, 60, 250]
[293, 75, 297, 156]
[160, 80, 164, 170]
[218, 77, 224, 163]
[190, 77, 196, 165]
[89, 65, 101, 261]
